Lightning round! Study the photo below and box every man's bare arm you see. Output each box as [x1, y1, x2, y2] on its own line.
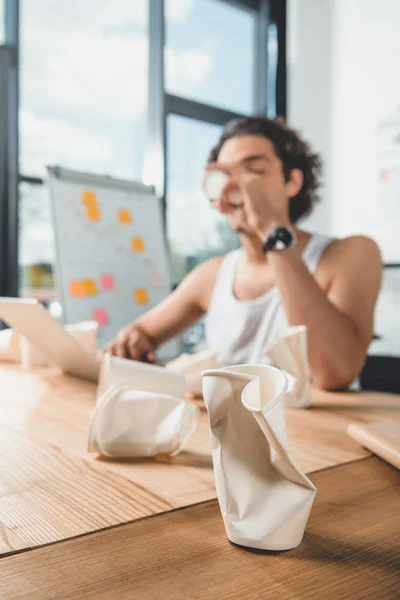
[136, 256, 222, 344]
[269, 236, 382, 390]
[105, 256, 222, 359]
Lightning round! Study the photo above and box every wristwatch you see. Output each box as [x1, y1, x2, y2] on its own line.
[262, 226, 297, 253]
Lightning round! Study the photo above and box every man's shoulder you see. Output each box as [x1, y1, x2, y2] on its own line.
[323, 235, 381, 263]
[319, 235, 382, 282]
[190, 254, 226, 282]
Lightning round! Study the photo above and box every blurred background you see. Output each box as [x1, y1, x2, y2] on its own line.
[0, 0, 399, 356]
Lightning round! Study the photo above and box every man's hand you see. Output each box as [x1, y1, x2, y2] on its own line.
[205, 163, 290, 240]
[238, 174, 289, 240]
[103, 324, 156, 362]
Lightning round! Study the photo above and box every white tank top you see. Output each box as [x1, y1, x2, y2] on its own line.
[205, 234, 333, 366]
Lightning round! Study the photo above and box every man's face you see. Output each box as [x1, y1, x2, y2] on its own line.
[215, 134, 289, 235]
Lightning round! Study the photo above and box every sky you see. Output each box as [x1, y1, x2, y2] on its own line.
[4, 0, 264, 270]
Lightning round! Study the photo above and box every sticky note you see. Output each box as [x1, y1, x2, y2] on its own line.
[134, 288, 149, 305]
[131, 237, 145, 253]
[82, 190, 97, 204]
[82, 189, 101, 222]
[83, 279, 98, 296]
[68, 280, 86, 298]
[118, 209, 132, 224]
[150, 273, 163, 288]
[100, 273, 115, 291]
[92, 308, 109, 327]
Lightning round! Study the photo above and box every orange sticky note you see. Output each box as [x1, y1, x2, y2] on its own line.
[82, 190, 101, 222]
[118, 209, 132, 224]
[87, 205, 101, 221]
[134, 288, 149, 305]
[83, 279, 98, 296]
[68, 279, 85, 298]
[131, 237, 145, 253]
[82, 190, 97, 204]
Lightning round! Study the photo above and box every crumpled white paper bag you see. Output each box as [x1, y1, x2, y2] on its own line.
[265, 325, 311, 408]
[88, 354, 198, 458]
[202, 364, 316, 551]
[166, 348, 219, 396]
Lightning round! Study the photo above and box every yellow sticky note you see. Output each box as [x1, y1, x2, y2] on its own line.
[68, 280, 85, 298]
[82, 190, 101, 222]
[118, 209, 132, 224]
[134, 288, 149, 305]
[83, 279, 98, 296]
[131, 237, 145, 253]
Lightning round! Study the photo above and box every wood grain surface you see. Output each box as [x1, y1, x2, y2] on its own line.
[0, 425, 171, 556]
[1, 457, 399, 600]
[0, 364, 399, 556]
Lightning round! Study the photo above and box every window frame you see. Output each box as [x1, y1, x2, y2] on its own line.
[0, 0, 286, 297]
[0, 0, 18, 297]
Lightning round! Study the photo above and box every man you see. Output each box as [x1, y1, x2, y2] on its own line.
[105, 117, 382, 390]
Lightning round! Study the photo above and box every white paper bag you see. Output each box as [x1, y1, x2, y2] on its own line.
[202, 364, 316, 551]
[166, 348, 219, 396]
[265, 325, 311, 408]
[89, 354, 198, 458]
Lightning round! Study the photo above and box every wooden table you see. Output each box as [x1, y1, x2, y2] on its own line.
[1, 364, 399, 598]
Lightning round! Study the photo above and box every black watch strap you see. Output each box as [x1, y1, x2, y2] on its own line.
[262, 226, 296, 253]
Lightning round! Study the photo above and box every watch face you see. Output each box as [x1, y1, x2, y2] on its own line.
[275, 227, 294, 248]
[262, 226, 296, 253]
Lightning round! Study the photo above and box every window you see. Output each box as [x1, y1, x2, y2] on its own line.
[167, 115, 239, 282]
[267, 23, 278, 118]
[0, 0, 4, 44]
[165, 0, 256, 114]
[18, 0, 149, 298]
[20, 0, 149, 180]
[1, 1, 283, 302]
[19, 181, 56, 299]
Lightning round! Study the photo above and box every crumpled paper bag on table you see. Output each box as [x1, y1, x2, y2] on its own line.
[88, 354, 199, 458]
[166, 348, 219, 396]
[202, 364, 316, 551]
[265, 325, 311, 408]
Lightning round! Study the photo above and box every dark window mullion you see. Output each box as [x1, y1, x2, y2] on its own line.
[165, 94, 245, 127]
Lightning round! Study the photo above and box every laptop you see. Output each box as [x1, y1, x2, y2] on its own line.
[0, 298, 100, 381]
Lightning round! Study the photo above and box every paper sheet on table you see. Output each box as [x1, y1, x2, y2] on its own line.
[166, 348, 219, 396]
[202, 364, 316, 551]
[347, 420, 400, 470]
[0, 329, 21, 362]
[265, 325, 311, 408]
[89, 354, 198, 458]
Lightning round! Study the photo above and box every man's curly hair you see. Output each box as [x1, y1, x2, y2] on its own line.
[208, 116, 322, 223]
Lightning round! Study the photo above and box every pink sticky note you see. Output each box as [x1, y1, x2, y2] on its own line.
[92, 308, 109, 327]
[150, 273, 163, 288]
[100, 273, 115, 291]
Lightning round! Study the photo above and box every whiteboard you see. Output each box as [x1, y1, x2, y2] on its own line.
[48, 167, 173, 352]
[376, 116, 400, 262]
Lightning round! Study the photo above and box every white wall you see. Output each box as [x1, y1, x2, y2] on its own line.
[330, 0, 400, 262]
[287, 0, 335, 234]
[288, 0, 400, 261]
